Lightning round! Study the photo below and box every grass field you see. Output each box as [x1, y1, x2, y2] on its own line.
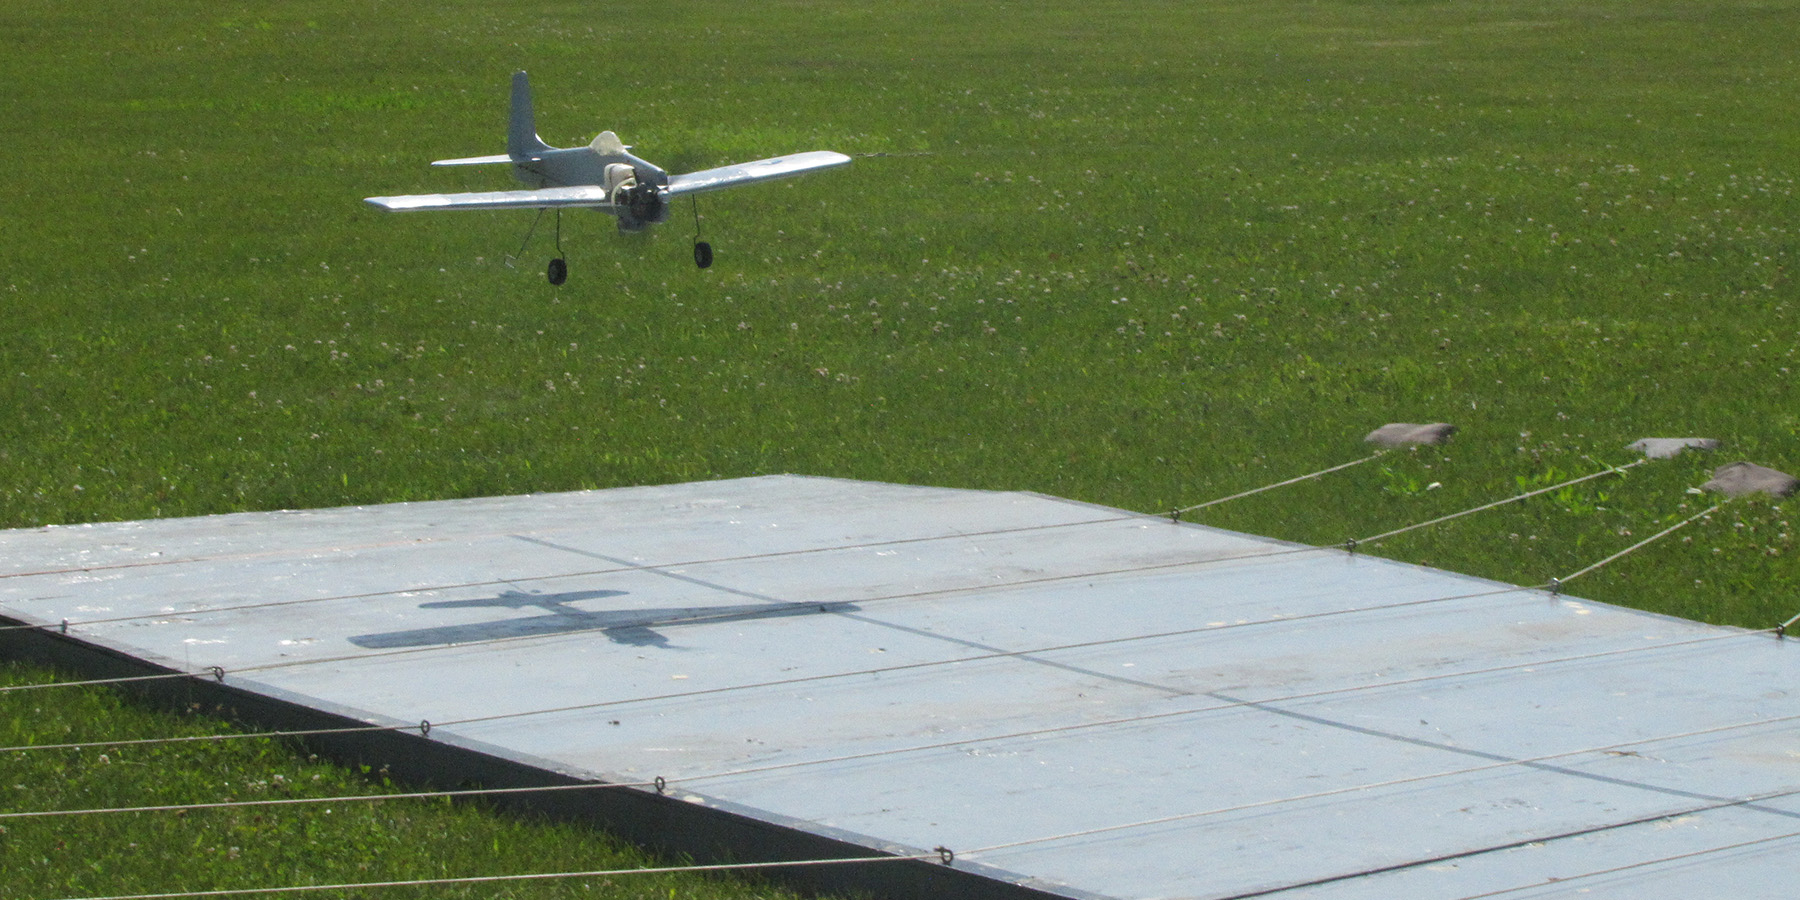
[3, 0, 1799, 896]
[0, 661, 810, 900]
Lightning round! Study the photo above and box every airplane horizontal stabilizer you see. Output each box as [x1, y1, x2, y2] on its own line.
[666, 151, 852, 197]
[364, 185, 614, 212]
[430, 154, 515, 167]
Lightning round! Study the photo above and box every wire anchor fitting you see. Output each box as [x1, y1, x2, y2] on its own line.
[935, 845, 955, 865]
[1778, 610, 1800, 639]
[654, 775, 667, 795]
[419, 719, 432, 737]
[209, 665, 225, 683]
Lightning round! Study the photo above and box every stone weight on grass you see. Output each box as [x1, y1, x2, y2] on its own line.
[1700, 461, 1798, 498]
[1628, 437, 1720, 459]
[1365, 423, 1456, 447]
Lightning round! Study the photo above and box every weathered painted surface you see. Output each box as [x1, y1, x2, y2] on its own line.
[2, 475, 1795, 899]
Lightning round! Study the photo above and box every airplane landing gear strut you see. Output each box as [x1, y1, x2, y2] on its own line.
[508, 207, 569, 285]
[547, 208, 568, 285]
[691, 196, 713, 270]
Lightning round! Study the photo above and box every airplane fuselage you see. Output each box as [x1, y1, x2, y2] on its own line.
[509, 133, 672, 229]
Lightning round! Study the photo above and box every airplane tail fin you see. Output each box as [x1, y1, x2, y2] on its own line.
[508, 70, 553, 160]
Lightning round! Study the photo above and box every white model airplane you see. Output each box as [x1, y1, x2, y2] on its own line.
[365, 71, 850, 283]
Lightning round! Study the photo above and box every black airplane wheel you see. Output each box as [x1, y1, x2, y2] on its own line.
[693, 241, 713, 269]
[547, 257, 568, 285]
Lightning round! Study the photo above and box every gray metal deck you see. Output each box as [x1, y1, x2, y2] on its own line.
[2, 475, 1795, 899]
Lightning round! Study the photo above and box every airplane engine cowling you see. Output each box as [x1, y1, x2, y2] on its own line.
[626, 181, 667, 224]
[608, 170, 667, 232]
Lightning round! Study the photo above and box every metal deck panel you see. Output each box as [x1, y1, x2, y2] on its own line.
[2, 474, 1795, 899]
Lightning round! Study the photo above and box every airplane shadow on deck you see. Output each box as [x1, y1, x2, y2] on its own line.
[347, 588, 860, 650]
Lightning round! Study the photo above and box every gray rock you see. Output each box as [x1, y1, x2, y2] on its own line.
[1365, 423, 1456, 447]
[1628, 437, 1720, 459]
[1700, 461, 1798, 498]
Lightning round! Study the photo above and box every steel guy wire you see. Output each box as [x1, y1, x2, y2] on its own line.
[0, 670, 225, 695]
[0, 777, 658, 820]
[958, 712, 1800, 859]
[1170, 451, 1386, 517]
[42, 853, 945, 900]
[1352, 457, 1647, 547]
[1551, 502, 1720, 591]
[1779, 606, 1800, 637]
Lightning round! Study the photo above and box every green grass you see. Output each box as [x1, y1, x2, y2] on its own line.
[3, 0, 1800, 895]
[0, 661, 808, 900]
[5, 0, 1796, 627]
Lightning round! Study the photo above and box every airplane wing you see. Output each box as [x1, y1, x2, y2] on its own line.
[665, 150, 851, 197]
[364, 185, 614, 212]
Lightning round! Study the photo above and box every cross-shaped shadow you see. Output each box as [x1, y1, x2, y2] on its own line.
[348, 588, 858, 649]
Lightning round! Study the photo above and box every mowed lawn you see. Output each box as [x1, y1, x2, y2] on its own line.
[1, 0, 1798, 895]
